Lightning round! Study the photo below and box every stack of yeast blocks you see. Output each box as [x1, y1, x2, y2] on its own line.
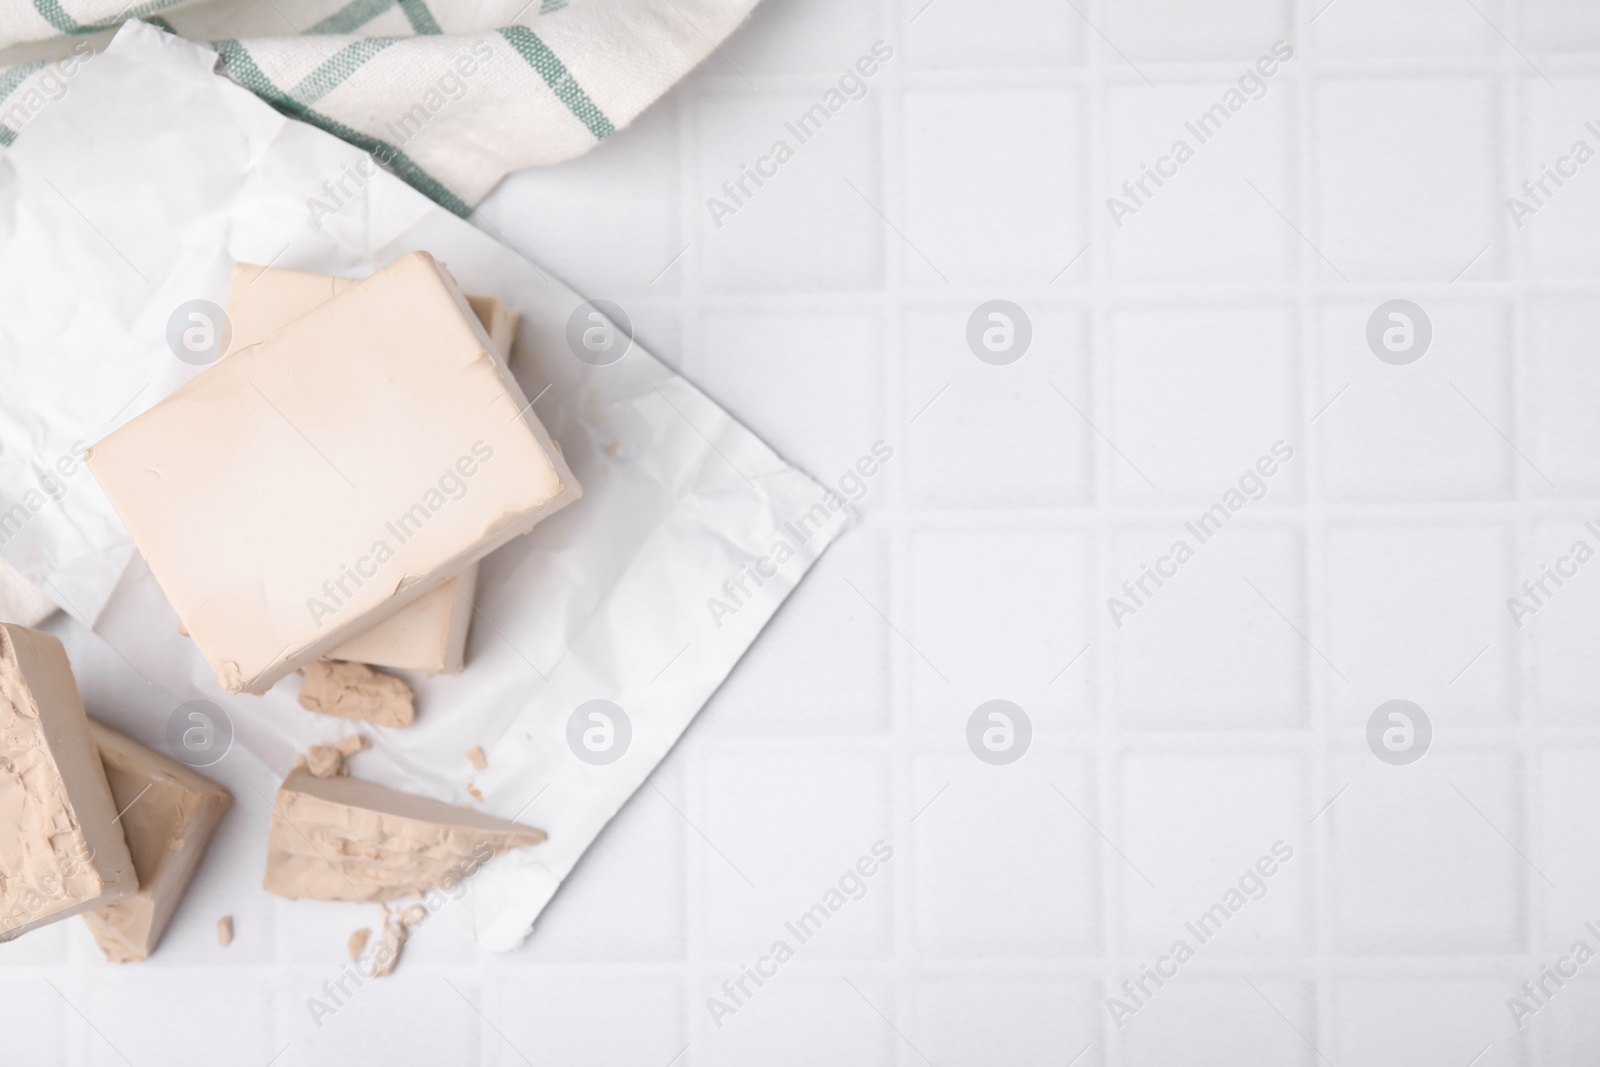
[87, 252, 580, 692]
[0, 622, 230, 961]
[221, 263, 523, 675]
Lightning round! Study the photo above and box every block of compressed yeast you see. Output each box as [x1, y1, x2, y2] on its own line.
[0, 624, 136, 940]
[224, 263, 519, 362]
[87, 251, 580, 694]
[465, 295, 520, 362]
[80, 722, 233, 962]
[327, 563, 479, 674]
[226, 266, 512, 673]
[263, 768, 545, 902]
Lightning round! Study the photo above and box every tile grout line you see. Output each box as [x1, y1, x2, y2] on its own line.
[1499, 6, 1542, 1061]
[677, 73, 714, 1066]
[1293, 0, 1339, 1056]
[686, 53, 1596, 93]
[882, 3, 918, 1061]
[1079, 0, 1122, 1057]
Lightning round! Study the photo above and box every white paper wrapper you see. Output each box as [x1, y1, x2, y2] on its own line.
[0, 23, 846, 951]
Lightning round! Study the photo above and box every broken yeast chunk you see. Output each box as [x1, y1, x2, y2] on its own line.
[301, 733, 368, 778]
[263, 768, 544, 903]
[80, 722, 233, 962]
[87, 251, 579, 694]
[0, 624, 136, 940]
[298, 661, 414, 728]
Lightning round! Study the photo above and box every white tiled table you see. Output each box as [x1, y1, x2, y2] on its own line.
[13, 0, 1600, 1063]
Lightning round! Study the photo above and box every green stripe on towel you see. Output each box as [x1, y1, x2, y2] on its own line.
[33, 0, 182, 35]
[397, 0, 440, 34]
[288, 37, 399, 104]
[213, 39, 470, 216]
[499, 25, 614, 141]
[309, 0, 397, 35]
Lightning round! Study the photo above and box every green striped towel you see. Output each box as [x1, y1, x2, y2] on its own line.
[0, 0, 760, 212]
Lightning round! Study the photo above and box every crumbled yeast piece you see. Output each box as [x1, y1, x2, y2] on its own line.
[367, 902, 428, 978]
[347, 927, 370, 962]
[303, 734, 368, 778]
[298, 662, 414, 728]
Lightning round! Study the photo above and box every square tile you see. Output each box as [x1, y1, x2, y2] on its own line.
[699, 747, 893, 962]
[1542, 975, 1600, 1064]
[704, 531, 891, 735]
[1102, 1, 1289, 62]
[699, 306, 886, 491]
[1313, 0, 1501, 57]
[1316, 78, 1502, 282]
[1111, 524, 1307, 729]
[75, 972, 275, 1067]
[1524, 0, 1600, 51]
[1525, 520, 1600, 723]
[912, 754, 1100, 958]
[1324, 523, 1514, 725]
[913, 978, 1100, 1066]
[1315, 300, 1514, 501]
[1327, 752, 1525, 954]
[1519, 78, 1600, 278]
[1117, 753, 1311, 958]
[703, 975, 894, 1066]
[719, 0, 884, 77]
[903, 89, 1087, 286]
[904, 0, 1083, 69]
[1108, 305, 1303, 505]
[1526, 298, 1600, 494]
[697, 91, 884, 292]
[903, 303, 1091, 509]
[1104, 81, 1296, 281]
[491, 977, 684, 1066]
[1331, 979, 1525, 1067]
[284, 971, 481, 1064]
[1537, 749, 1600, 950]
[1119, 979, 1314, 1067]
[907, 522, 1095, 735]
[0, 980, 65, 1065]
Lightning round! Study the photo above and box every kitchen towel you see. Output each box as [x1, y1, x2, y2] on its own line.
[0, 0, 759, 212]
